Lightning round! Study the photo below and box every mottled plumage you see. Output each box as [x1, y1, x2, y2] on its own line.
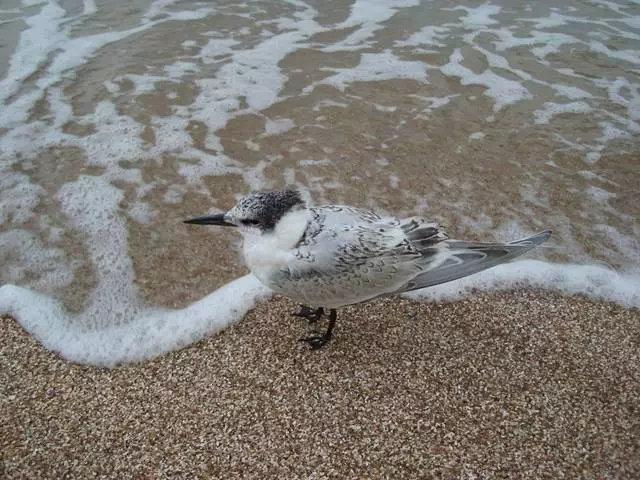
[185, 189, 551, 348]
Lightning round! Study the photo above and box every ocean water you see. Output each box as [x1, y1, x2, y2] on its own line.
[1, 0, 639, 366]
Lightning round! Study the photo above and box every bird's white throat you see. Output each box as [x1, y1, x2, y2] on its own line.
[242, 208, 310, 275]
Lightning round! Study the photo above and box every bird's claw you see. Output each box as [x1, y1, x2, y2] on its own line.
[291, 305, 324, 323]
[298, 333, 330, 350]
[296, 308, 335, 349]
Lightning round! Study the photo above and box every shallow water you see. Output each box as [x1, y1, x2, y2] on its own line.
[1, 0, 639, 364]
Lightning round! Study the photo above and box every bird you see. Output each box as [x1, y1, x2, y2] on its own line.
[184, 188, 551, 349]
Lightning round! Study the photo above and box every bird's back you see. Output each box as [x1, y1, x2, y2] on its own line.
[264, 206, 447, 307]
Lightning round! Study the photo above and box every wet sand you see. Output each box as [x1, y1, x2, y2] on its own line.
[2, 290, 639, 479]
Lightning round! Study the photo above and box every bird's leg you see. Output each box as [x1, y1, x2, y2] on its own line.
[291, 305, 324, 324]
[299, 309, 336, 349]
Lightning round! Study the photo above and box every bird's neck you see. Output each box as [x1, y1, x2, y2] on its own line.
[242, 208, 310, 272]
[273, 207, 310, 249]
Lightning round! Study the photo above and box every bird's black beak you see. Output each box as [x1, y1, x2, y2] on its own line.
[183, 213, 235, 227]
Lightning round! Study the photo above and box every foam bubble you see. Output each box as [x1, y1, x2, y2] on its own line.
[0, 229, 75, 294]
[128, 202, 154, 224]
[0, 172, 44, 225]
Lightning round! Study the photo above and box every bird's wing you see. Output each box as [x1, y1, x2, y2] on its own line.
[292, 210, 448, 273]
[394, 230, 552, 293]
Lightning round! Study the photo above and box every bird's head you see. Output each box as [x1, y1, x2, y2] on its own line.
[184, 189, 307, 234]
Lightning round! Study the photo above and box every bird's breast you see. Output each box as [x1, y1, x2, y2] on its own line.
[242, 234, 291, 284]
[242, 209, 310, 285]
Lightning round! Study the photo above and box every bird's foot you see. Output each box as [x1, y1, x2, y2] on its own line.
[291, 305, 324, 324]
[298, 308, 336, 350]
[298, 331, 331, 350]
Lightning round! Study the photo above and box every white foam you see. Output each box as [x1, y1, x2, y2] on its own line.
[441, 49, 531, 111]
[246, 140, 261, 152]
[0, 172, 44, 225]
[82, 0, 97, 16]
[312, 51, 428, 91]
[596, 77, 640, 121]
[586, 186, 615, 203]
[406, 260, 640, 309]
[469, 131, 486, 141]
[396, 25, 449, 49]
[323, 0, 420, 52]
[598, 120, 631, 142]
[594, 224, 640, 267]
[128, 202, 154, 223]
[534, 101, 592, 124]
[200, 37, 239, 63]
[589, 40, 640, 66]
[162, 184, 186, 204]
[0, 229, 75, 294]
[523, 12, 569, 29]
[312, 99, 350, 111]
[552, 84, 593, 100]
[447, 4, 501, 28]
[299, 158, 332, 167]
[164, 61, 200, 79]
[373, 103, 396, 112]
[0, 275, 270, 367]
[3, 259, 638, 366]
[389, 174, 399, 188]
[1, 2, 66, 104]
[264, 118, 295, 136]
[491, 29, 578, 62]
[410, 94, 457, 118]
[585, 151, 601, 164]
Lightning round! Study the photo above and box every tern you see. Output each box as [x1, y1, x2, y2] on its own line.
[185, 189, 551, 348]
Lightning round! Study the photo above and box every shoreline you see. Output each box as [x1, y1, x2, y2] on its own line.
[2, 289, 639, 478]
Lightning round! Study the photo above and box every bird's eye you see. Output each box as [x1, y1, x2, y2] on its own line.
[241, 219, 260, 226]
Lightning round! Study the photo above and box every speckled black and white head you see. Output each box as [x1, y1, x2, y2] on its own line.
[184, 189, 307, 233]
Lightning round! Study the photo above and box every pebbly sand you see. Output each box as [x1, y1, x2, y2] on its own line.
[2, 290, 639, 479]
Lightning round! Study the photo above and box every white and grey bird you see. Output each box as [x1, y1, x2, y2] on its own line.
[185, 189, 551, 348]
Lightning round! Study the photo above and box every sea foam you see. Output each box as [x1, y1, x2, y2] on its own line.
[0, 275, 269, 367]
[1, 261, 638, 367]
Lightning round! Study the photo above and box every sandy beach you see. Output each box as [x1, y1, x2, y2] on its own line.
[2, 290, 639, 479]
[2, 1, 640, 478]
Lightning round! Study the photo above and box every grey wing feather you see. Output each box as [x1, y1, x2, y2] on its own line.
[396, 230, 552, 293]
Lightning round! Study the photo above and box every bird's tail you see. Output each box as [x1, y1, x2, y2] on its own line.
[397, 230, 552, 293]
